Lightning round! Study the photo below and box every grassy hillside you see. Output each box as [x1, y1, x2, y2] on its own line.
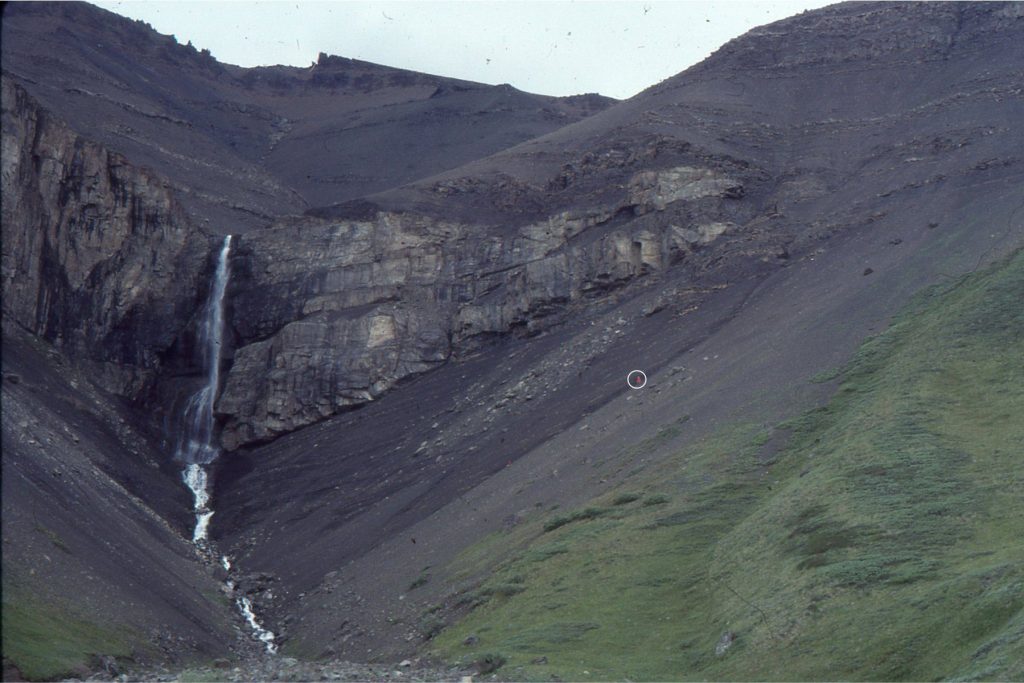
[429, 250, 1024, 681]
[1, 582, 136, 680]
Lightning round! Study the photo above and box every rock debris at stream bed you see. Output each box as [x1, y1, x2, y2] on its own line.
[95, 657, 474, 682]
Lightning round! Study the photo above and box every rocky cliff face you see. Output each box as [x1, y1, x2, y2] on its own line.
[3, 0, 1023, 674]
[219, 160, 757, 447]
[1, 76, 213, 399]
[216, 3, 1024, 451]
[5, 1, 1021, 457]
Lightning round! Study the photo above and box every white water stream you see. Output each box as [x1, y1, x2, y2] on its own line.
[174, 236, 277, 654]
[177, 235, 233, 542]
[238, 596, 279, 654]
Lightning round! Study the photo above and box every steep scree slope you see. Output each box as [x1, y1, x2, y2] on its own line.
[1, 327, 240, 680]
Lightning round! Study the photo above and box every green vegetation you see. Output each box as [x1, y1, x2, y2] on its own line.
[409, 567, 432, 591]
[612, 492, 642, 506]
[419, 613, 447, 640]
[430, 251, 1024, 680]
[543, 506, 612, 532]
[471, 652, 507, 675]
[1, 590, 135, 680]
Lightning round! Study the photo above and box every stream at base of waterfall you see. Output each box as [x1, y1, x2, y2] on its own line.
[175, 235, 277, 654]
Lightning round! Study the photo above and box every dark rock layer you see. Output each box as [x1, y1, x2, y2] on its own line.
[1, 76, 213, 400]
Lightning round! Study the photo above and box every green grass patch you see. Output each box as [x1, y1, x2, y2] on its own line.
[430, 251, 1024, 680]
[469, 652, 507, 675]
[418, 613, 447, 641]
[408, 568, 431, 591]
[523, 542, 569, 563]
[479, 583, 526, 599]
[1, 592, 136, 680]
[542, 506, 612, 533]
[611, 492, 642, 506]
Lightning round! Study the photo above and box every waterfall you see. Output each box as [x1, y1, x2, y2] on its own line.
[176, 235, 232, 544]
[173, 237, 279, 655]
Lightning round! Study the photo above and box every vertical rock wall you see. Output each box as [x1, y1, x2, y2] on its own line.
[1, 77, 212, 398]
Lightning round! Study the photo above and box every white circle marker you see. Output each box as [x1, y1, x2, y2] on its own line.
[627, 370, 647, 389]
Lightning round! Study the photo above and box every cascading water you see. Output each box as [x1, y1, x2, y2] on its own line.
[176, 235, 233, 544]
[238, 596, 279, 654]
[174, 236, 278, 655]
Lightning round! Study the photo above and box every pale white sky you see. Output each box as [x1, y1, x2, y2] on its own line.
[93, 1, 832, 99]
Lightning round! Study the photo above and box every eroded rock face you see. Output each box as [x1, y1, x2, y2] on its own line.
[2, 68, 751, 451]
[8, 1, 1020, 457]
[219, 163, 750, 448]
[629, 166, 743, 213]
[1, 77, 212, 398]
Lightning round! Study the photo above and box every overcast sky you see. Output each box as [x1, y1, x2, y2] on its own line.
[92, 1, 832, 100]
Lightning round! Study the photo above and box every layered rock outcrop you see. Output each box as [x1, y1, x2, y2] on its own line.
[218, 161, 754, 447]
[215, 2, 1024, 450]
[4, 1, 1021, 457]
[1, 77, 212, 397]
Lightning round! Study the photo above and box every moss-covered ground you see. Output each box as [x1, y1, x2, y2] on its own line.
[429, 250, 1024, 681]
[1, 584, 136, 681]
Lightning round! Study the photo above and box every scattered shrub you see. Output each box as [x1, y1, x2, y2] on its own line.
[525, 543, 568, 562]
[419, 614, 446, 640]
[473, 652, 506, 675]
[479, 583, 525, 599]
[612, 492, 641, 506]
[408, 573, 430, 591]
[543, 506, 610, 532]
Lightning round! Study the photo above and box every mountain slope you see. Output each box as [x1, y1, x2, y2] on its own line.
[1, 1, 1022, 679]
[1, 328, 240, 681]
[430, 249, 1024, 681]
[213, 156, 1023, 664]
[0, 2, 614, 233]
[207, 1, 1024, 666]
[204, 1, 1023, 452]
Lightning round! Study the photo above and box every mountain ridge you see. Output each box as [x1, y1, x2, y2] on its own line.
[0, 1, 616, 232]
